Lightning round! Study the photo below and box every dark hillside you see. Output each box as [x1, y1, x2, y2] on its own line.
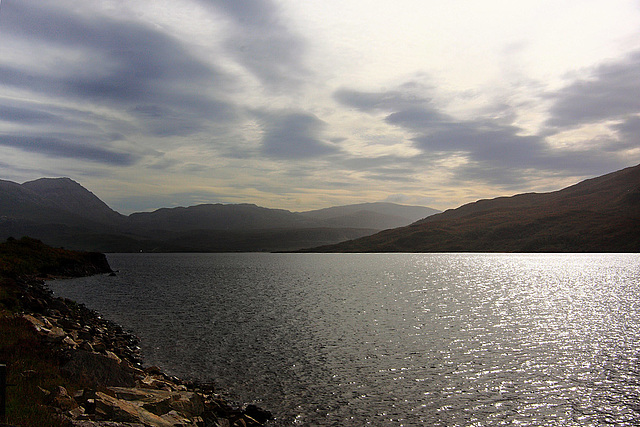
[127, 203, 317, 232]
[22, 177, 125, 225]
[304, 164, 640, 253]
[0, 236, 112, 278]
[1, 178, 438, 251]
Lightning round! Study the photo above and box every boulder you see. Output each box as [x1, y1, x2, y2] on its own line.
[50, 386, 79, 412]
[244, 405, 272, 424]
[62, 350, 137, 387]
[109, 387, 204, 419]
[95, 391, 175, 426]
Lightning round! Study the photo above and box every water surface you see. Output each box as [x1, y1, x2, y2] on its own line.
[50, 253, 640, 426]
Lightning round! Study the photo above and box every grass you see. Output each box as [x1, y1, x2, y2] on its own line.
[0, 236, 110, 426]
[0, 315, 74, 426]
[0, 236, 108, 278]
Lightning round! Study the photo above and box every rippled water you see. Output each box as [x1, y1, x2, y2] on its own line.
[50, 253, 640, 426]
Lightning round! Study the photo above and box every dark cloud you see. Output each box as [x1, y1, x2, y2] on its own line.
[0, 99, 111, 136]
[385, 108, 449, 128]
[198, 0, 307, 89]
[0, 135, 137, 166]
[259, 112, 339, 159]
[412, 121, 545, 164]
[412, 118, 626, 181]
[0, 103, 59, 124]
[546, 50, 640, 129]
[336, 84, 629, 185]
[1, 0, 236, 139]
[334, 88, 429, 113]
[610, 115, 640, 150]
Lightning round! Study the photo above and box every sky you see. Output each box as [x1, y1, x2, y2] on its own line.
[1, 0, 640, 214]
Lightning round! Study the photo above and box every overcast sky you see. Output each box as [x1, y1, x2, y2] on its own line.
[1, 0, 640, 213]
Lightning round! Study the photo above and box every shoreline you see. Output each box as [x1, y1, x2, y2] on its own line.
[24, 275, 272, 426]
[0, 237, 272, 427]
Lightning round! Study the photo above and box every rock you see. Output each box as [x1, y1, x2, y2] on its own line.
[63, 335, 79, 348]
[22, 313, 48, 331]
[23, 295, 48, 312]
[93, 341, 107, 352]
[244, 405, 272, 424]
[59, 317, 81, 330]
[62, 350, 137, 387]
[50, 386, 80, 412]
[79, 327, 94, 341]
[105, 351, 122, 364]
[81, 341, 95, 352]
[140, 375, 175, 391]
[45, 326, 68, 342]
[71, 421, 145, 426]
[107, 386, 204, 421]
[144, 366, 164, 376]
[67, 405, 86, 419]
[95, 391, 175, 426]
[38, 385, 52, 398]
[160, 410, 192, 426]
[167, 392, 204, 417]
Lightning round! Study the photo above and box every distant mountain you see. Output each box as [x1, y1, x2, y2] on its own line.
[0, 178, 124, 227]
[300, 202, 440, 229]
[128, 203, 317, 232]
[22, 178, 125, 225]
[302, 164, 640, 253]
[0, 178, 438, 252]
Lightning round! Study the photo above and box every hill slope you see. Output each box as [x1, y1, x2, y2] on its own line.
[22, 177, 125, 225]
[303, 164, 640, 252]
[0, 178, 437, 252]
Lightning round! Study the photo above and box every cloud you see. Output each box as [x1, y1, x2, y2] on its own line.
[334, 87, 429, 113]
[411, 117, 625, 181]
[259, 111, 339, 159]
[385, 108, 449, 128]
[1, 0, 236, 138]
[199, 0, 308, 89]
[0, 135, 137, 166]
[546, 50, 640, 129]
[611, 115, 640, 150]
[335, 84, 628, 185]
[0, 103, 59, 124]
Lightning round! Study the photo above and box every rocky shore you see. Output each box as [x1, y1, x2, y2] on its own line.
[0, 238, 272, 427]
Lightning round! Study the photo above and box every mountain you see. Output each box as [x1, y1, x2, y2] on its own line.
[0, 178, 438, 252]
[302, 164, 640, 253]
[22, 178, 125, 225]
[300, 202, 440, 229]
[0, 178, 124, 228]
[128, 203, 317, 232]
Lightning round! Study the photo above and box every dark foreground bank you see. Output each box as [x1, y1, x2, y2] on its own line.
[0, 237, 271, 427]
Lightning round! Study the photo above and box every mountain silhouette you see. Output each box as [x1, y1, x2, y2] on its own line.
[0, 178, 438, 252]
[302, 164, 640, 252]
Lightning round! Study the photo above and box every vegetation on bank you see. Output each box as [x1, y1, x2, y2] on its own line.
[0, 236, 111, 279]
[0, 236, 112, 426]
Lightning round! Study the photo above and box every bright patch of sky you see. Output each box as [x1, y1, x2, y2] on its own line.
[1, 0, 639, 213]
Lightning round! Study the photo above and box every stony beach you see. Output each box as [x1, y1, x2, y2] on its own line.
[0, 237, 272, 427]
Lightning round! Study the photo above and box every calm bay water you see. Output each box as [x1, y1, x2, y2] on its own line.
[49, 253, 640, 426]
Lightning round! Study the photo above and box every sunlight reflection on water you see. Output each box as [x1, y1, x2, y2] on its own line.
[50, 253, 640, 426]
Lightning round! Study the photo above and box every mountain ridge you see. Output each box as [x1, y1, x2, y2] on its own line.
[0, 178, 438, 252]
[301, 163, 640, 253]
